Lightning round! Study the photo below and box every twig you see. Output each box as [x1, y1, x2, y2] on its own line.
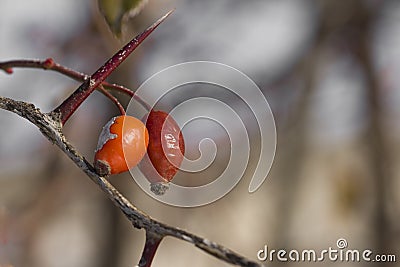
[0, 58, 89, 81]
[139, 231, 163, 267]
[0, 95, 262, 267]
[98, 85, 126, 115]
[105, 82, 151, 111]
[0, 58, 149, 111]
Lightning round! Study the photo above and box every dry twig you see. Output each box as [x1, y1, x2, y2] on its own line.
[0, 95, 261, 267]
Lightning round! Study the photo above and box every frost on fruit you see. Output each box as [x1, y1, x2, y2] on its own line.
[96, 116, 118, 152]
[150, 182, 169, 195]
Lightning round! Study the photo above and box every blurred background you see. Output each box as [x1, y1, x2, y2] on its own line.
[0, 0, 399, 266]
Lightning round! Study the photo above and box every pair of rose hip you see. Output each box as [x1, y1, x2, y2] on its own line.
[94, 111, 185, 195]
[0, 11, 182, 195]
[79, 11, 183, 195]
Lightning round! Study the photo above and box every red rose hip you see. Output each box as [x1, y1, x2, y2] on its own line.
[139, 110, 185, 195]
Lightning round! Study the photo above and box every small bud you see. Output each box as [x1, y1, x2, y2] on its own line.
[43, 58, 55, 69]
[4, 68, 13, 74]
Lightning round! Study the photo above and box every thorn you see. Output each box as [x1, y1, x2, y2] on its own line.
[90, 9, 175, 85]
[54, 10, 174, 125]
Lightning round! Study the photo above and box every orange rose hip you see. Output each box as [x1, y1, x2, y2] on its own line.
[94, 115, 149, 176]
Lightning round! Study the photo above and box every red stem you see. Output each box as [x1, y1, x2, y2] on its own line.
[98, 85, 125, 115]
[0, 58, 149, 111]
[53, 10, 173, 124]
[0, 58, 88, 80]
[139, 231, 163, 267]
[105, 82, 151, 111]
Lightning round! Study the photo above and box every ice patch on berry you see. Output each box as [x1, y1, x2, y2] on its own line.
[150, 182, 169, 195]
[95, 117, 118, 152]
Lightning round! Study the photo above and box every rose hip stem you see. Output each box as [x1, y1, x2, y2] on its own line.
[53, 10, 173, 125]
[98, 85, 126, 115]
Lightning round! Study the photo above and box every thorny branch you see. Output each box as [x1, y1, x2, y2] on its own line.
[0, 96, 261, 267]
[0, 58, 150, 110]
[53, 10, 172, 124]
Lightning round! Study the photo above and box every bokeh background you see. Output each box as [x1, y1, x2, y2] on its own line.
[0, 0, 399, 266]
